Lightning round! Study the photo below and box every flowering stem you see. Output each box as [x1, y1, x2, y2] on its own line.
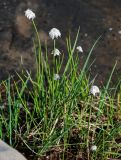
[32, 20, 41, 56]
[32, 20, 41, 79]
[32, 20, 47, 84]
[54, 39, 56, 50]
[53, 39, 56, 73]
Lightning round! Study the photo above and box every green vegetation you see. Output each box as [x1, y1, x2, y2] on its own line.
[1, 17, 121, 160]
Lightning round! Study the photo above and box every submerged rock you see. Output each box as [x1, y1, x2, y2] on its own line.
[0, 140, 27, 160]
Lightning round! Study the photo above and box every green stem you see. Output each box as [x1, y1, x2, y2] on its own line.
[32, 20, 48, 86]
[32, 20, 41, 81]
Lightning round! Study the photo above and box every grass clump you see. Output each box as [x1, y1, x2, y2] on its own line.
[0, 9, 121, 160]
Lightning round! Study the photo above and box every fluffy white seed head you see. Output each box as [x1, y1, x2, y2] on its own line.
[90, 85, 100, 97]
[49, 28, 61, 39]
[109, 27, 113, 31]
[118, 30, 121, 34]
[25, 9, 36, 20]
[54, 74, 60, 80]
[91, 145, 97, 151]
[76, 46, 83, 53]
[51, 48, 61, 56]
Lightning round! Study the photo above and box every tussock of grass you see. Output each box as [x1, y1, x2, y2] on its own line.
[0, 20, 121, 160]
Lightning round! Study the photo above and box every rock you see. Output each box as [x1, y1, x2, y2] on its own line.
[0, 28, 12, 52]
[15, 15, 32, 38]
[0, 140, 27, 160]
[15, 2, 32, 38]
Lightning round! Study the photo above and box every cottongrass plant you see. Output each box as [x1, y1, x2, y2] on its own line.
[0, 8, 121, 160]
[49, 28, 61, 40]
[76, 45, 83, 53]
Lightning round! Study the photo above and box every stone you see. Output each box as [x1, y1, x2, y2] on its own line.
[0, 140, 27, 160]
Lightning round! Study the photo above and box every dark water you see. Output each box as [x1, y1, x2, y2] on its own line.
[0, 0, 121, 83]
